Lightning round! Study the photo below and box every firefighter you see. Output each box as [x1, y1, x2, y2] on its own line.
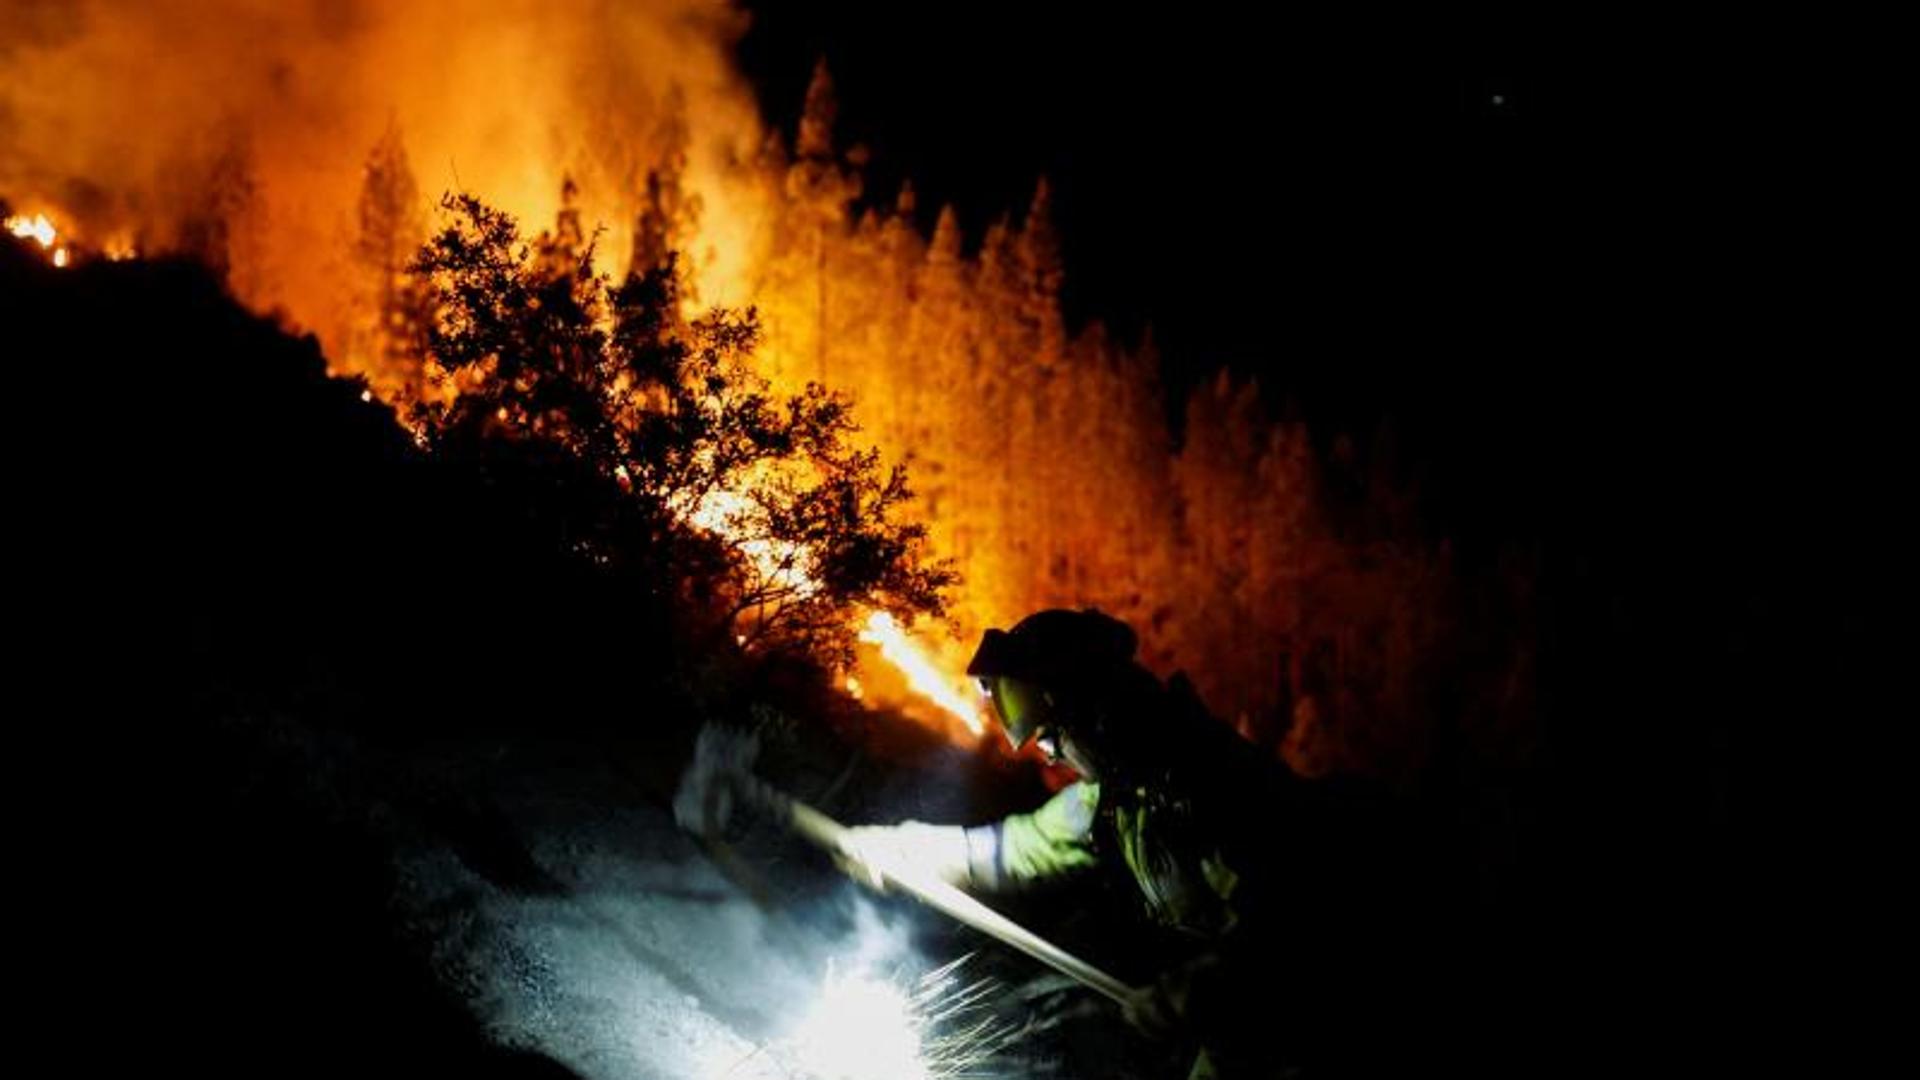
[841, 608, 1305, 1078]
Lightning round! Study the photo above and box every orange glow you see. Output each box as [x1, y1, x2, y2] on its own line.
[0, 1, 1388, 762]
[858, 612, 984, 736]
[0, 9, 1080, 745]
[674, 480, 977, 732]
[681, 487, 819, 602]
[5, 212, 132, 268]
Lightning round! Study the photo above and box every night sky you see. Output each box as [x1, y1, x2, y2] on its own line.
[738, 4, 1758, 392]
[733, 3, 1879, 556]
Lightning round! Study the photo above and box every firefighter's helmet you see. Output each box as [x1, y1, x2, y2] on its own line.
[966, 609, 1138, 749]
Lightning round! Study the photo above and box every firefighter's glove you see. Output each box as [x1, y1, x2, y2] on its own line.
[836, 822, 971, 893]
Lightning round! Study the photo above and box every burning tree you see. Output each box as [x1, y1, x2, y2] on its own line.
[351, 123, 437, 405]
[411, 190, 953, 665]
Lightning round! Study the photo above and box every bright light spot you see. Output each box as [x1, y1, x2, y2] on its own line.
[726, 954, 1006, 1080]
[786, 964, 930, 1080]
[659, 463, 979, 744]
[6, 213, 72, 268]
[858, 612, 983, 735]
[683, 487, 820, 602]
[685, 909, 1012, 1079]
[360, 389, 374, 403]
[7, 213, 57, 249]
[677, 486, 977, 739]
[844, 675, 863, 700]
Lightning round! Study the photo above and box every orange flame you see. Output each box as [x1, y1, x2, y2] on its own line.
[858, 612, 984, 736]
[675, 481, 980, 732]
[679, 487, 819, 601]
[5, 211, 133, 268]
[7, 212, 57, 249]
[8, 213, 74, 269]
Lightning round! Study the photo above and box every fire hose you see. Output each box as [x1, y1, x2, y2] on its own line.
[674, 725, 1140, 1006]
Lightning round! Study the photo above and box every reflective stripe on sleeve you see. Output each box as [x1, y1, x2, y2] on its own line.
[963, 822, 1003, 890]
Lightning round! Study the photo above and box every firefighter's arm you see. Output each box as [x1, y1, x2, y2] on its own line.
[837, 821, 977, 890]
[969, 781, 1101, 890]
[841, 782, 1100, 893]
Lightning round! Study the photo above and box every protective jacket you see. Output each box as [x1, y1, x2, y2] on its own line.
[962, 779, 1244, 940]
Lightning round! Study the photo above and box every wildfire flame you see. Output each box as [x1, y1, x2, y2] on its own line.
[7, 213, 56, 249]
[6, 210, 135, 268]
[672, 475, 982, 736]
[859, 613, 983, 737]
[7, 212, 72, 269]
[681, 487, 820, 602]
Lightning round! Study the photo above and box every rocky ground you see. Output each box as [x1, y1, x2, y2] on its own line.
[55, 703, 1170, 1080]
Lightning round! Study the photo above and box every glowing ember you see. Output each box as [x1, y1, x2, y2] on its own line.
[51, 247, 69, 268]
[844, 675, 863, 700]
[858, 613, 983, 736]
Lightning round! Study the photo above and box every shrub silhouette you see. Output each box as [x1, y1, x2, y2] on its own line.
[410, 192, 952, 666]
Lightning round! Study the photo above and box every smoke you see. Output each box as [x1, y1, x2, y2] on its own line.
[0, 0, 768, 342]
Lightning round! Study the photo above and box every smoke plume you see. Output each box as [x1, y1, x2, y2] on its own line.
[1, 0, 766, 338]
